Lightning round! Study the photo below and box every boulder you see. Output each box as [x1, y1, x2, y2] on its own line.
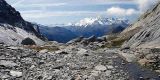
[67, 36, 84, 44]
[97, 36, 106, 42]
[87, 35, 96, 42]
[39, 49, 48, 53]
[21, 37, 36, 45]
[95, 65, 107, 71]
[10, 71, 22, 77]
[0, 60, 18, 67]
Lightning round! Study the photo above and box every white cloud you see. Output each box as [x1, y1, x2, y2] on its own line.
[13, 3, 67, 7]
[20, 11, 106, 18]
[12, 0, 25, 6]
[106, 0, 158, 17]
[136, 0, 158, 12]
[106, 7, 138, 17]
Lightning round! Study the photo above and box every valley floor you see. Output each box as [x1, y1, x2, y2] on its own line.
[0, 43, 159, 80]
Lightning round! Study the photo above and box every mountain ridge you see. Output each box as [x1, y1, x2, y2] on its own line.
[37, 17, 129, 43]
[0, 0, 45, 45]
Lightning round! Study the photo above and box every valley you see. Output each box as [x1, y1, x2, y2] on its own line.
[0, 0, 160, 80]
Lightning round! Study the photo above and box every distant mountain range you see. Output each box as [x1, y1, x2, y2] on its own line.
[38, 17, 129, 43]
[38, 25, 77, 43]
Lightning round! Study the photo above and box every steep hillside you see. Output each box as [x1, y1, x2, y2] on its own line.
[120, 1, 160, 48]
[0, 0, 45, 45]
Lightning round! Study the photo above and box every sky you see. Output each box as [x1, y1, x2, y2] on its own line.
[5, 0, 159, 25]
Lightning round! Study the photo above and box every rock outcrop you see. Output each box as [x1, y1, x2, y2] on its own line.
[0, 0, 45, 45]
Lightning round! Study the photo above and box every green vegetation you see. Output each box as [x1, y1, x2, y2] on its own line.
[110, 38, 127, 47]
[103, 35, 127, 48]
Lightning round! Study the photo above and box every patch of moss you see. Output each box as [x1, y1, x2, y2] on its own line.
[110, 38, 126, 47]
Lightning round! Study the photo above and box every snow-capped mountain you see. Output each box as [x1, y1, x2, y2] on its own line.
[65, 17, 129, 37]
[73, 17, 129, 27]
[38, 17, 129, 43]
[0, 0, 45, 45]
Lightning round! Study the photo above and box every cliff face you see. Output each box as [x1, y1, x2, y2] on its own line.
[121, 1, 160, 48]
[0, 0, 23, 25]
[0, 0, 44, 39]
[0, 0, 46, 45]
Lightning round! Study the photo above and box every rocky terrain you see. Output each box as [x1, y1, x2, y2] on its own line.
[114, 1, 160, 74]
[121, 1, 160, 49]
[0, 40, 160, 80]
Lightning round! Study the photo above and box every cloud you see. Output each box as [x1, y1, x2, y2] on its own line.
[106, 0, 158, 17]
[13, 3, 67, 7]
[6, 0, 159, 24]
[12, 0, 25, 6]
[20, 11, 106, 18]
[106, 7, 138, 17]
[136, 0, 158, 12]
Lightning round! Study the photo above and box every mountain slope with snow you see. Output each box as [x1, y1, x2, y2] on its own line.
[65, 17, 129, 37]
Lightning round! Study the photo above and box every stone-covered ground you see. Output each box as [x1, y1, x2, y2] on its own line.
[0, 42, 160, 80]
[0, 42, 129, 80]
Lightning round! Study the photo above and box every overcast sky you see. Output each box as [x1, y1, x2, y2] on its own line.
[6, 0, 158, 25]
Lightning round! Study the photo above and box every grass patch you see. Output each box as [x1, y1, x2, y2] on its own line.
[105, 35, 127, 48]
[110, 38, 126, 47]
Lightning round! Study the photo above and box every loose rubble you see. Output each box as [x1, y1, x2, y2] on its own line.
[0, 43, 130, 80]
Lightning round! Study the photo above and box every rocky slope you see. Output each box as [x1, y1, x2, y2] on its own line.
[0, 0, 45, 45]
[121, 1, 160, 49]
[117, 1, 160, 73]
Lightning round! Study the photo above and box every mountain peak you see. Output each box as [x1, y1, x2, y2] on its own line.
[75, 18, 98, 26]
[72, 17, 129, 27]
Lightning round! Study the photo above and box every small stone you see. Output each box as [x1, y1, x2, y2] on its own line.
[105, 70, 111, 76]
[91, 70, 101, 76]
[95, 65, 107, 71]
[2, 75, 10, 79]
[158, 75, 160, 78]
[139, 77, 144, 80]
[10, 71, 22, 77]
[39, 49, 48, 53]
[78, 48, 88, 55]
[47, 76, 53, 79]
[106, 65, 114, 69]
[0, 60, 18, 67]
[7, 46, 19, 50]
[39, 60, 45, 65]
[30, 65, 35, 69]
[146, 54, 155, 60]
